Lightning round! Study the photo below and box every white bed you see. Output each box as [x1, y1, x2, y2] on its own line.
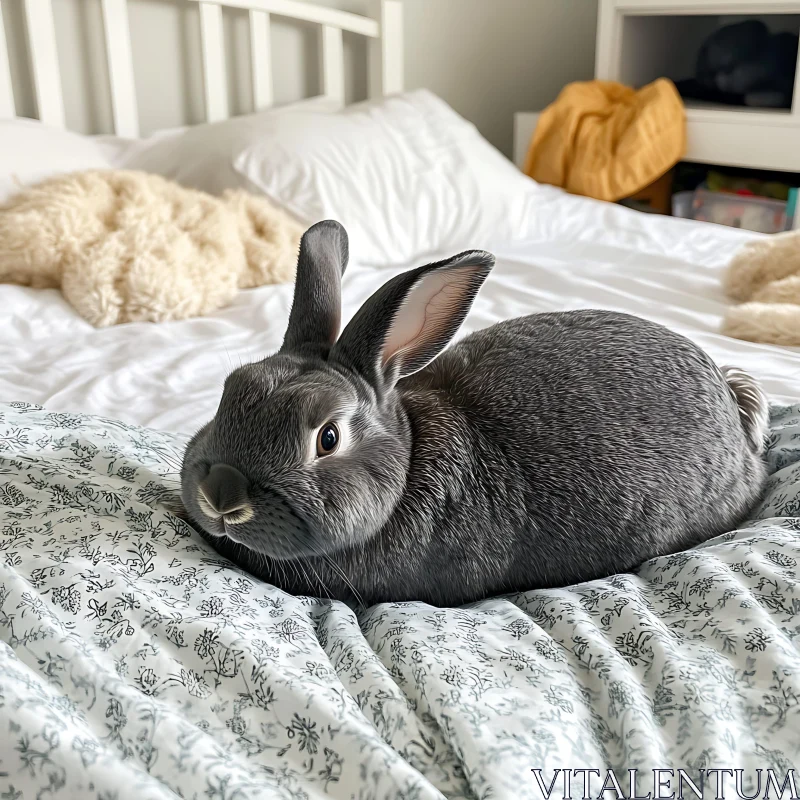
[2, 189, 800, 434]
[1, 0, 798, 428]
[2, 1, 800, 797]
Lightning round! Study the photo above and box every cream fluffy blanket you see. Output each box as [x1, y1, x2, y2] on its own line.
[723, 230, 800, 346]
[0, 170, 302, 326]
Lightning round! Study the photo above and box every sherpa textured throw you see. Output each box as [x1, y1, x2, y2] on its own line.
[0, 170, 302, 326]
[723, 229, 800, 346]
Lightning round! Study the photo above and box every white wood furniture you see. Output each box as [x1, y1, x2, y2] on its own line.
[595, 0, 800, 172]
[0, 0, 404, 137]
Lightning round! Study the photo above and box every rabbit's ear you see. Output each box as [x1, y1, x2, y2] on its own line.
[332, 250, 494, 389]
[281, 220, 349, 353]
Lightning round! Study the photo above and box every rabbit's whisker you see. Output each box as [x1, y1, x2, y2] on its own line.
[318, 550, 365, 611]
[306, 558, 333, 602]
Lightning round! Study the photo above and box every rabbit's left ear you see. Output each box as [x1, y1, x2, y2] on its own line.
[331, 250, 494, 390]
[281, 220, 349, 354]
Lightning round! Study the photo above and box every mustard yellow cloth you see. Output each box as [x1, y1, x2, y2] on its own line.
[523, 79, 686, 202]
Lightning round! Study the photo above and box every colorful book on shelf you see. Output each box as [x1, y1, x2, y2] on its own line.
[787, 188, 799, 230]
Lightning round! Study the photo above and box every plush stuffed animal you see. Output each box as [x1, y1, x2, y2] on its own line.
[724, 229, 800, 345]
[677, 20, 798, 109]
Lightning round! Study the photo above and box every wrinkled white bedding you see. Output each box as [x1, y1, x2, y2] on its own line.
[2, 187, 798, 433]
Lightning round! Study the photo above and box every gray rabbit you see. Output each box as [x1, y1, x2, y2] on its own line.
[180, 220, 768, 606]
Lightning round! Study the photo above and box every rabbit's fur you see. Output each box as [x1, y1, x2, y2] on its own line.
[181, 221, 768, 606]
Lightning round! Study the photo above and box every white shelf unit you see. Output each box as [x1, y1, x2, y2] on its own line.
[595, 0, 800, 172]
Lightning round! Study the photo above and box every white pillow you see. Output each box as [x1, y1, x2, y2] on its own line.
[233, 90, 541, 265]
[115, 96, 340, 197]
[0, 118, 112, 203]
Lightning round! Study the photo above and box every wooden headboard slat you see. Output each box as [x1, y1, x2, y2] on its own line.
[101, 0, 140, 138]
[187, 0, 380, 38]
[0, 5, 14, 119]
[22, 0, 66, 128]
[249, 9, 274, 112]
[319, 25, 345, 107]
[199, 2, 229, 123]
[368, 0, 403, 98]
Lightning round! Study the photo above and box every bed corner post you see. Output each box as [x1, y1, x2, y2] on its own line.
[368, 0, 403, 99]
[0, 1, 14, 119]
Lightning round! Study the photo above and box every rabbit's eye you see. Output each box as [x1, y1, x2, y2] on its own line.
[316, 423, 340, 457]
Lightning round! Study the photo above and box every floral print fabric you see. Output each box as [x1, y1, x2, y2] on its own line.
[0, 402, 798, 799]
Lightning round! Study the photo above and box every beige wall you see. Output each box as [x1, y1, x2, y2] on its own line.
[403, 0, 597, 157]
[3, 0, 597, 157]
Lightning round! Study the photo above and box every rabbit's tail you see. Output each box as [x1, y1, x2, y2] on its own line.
[722, 366, 769, 456]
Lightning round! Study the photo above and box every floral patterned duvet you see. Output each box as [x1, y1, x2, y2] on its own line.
[0, 401, 798, 800]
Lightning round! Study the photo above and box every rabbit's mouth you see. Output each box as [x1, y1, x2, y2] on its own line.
[198, 513, 254, 539]
[217, 489, 326, 561]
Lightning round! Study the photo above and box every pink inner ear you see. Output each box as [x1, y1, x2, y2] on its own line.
[382, 264, 481, 370]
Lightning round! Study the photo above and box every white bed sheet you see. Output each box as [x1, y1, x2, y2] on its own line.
[1, 187, 798, 434]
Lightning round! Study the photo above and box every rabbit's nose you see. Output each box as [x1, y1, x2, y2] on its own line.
[198, 464, 251, 520]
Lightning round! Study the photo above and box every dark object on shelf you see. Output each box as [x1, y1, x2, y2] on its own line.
[675, 20, 798, 109]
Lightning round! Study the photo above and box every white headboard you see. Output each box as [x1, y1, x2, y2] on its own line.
[0, 0, 403, 138]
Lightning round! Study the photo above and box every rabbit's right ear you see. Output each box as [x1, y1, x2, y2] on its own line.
[331, 250, 494, 393]
[281, 220, 349, 354]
